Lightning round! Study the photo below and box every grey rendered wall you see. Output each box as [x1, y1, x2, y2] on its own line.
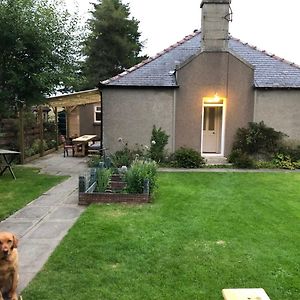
[80, 104, 101, 138]
[102, 88, 175, 154]
[254, 90, 300, 141]
[175, 51, 255, 156]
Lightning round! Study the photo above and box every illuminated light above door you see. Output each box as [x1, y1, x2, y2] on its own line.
[203, 94, 226, 104]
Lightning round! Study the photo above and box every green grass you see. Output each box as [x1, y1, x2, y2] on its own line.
[22, 172, 300, 299]
[0, 167, 67, 221]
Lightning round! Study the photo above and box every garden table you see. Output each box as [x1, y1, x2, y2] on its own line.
[72, 135, 97, 156]
[0, 149, 20, 180]
[222, 288, 271, 300]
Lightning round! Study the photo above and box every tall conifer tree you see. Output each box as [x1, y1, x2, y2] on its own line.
[83, 0, 145, 88]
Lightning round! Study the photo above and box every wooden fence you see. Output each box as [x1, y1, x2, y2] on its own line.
[0, 106, 59, 164]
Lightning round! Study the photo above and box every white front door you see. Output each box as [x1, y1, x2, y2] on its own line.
[202, 106, 223, 153]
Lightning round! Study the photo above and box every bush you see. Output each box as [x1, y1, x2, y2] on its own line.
[171, 147, 205, 168]
[149, 126, 169, 163]
[125, 160, 158, 194]
[272, 153, 295, 170]
[111, 146, 143, 168]
[232, 121, 286, 156]
[228, 149, 255, 169]
[88, 156, 103, 168]
[278, 142, 300, 162]
[95, 168, 112, 192]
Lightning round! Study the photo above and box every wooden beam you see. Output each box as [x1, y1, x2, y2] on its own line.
[48, 89, 100, 107]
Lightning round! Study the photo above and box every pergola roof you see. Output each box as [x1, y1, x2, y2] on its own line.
[48, 88, 100, 107]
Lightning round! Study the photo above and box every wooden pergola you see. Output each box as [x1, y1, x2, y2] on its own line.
[48, 88, 101, 139]
[18, 88, 101, 164]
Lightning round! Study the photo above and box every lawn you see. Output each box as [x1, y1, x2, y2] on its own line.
[22, 172, 300, 299]
[0, 166, 67, 221]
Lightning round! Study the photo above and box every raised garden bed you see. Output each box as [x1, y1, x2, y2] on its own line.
[78, 168, 151, 205]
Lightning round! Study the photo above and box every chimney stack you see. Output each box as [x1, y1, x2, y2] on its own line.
[200, 0, 232, 52]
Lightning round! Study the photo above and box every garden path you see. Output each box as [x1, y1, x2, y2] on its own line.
[0, 150, 89, 293]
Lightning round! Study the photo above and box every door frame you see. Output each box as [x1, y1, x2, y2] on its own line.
[201, 98, 226, 156]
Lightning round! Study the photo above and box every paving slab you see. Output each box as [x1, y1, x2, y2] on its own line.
[0, 150, 89, 294]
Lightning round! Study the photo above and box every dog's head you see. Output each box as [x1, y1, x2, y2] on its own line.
[0, 232, 18, 259]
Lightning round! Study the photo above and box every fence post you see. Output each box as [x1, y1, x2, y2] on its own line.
[54, 106, 59, 150]
[38, 106, 44, 157]
[79, 176, 86, 193]
[19, 106, 25, 164]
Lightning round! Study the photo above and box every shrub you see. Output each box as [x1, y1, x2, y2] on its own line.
[232, 121, 286, 155]
[254, 160, 277, 169]
[228, 149, 255, 169]
[95, 168, 112, 192]
[149, 125, 169, 163]
[171, 147, 205, 168]
[88, 156, 103, 168]
[272, 153, 295, 170]
[278, 142, 300, 162]
[111, 146, 143, 168]
[125, 160, 158, 194]
[25, 138, 47, 157]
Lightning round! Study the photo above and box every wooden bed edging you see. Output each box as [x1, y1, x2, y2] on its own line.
[78, 192, 150, 205]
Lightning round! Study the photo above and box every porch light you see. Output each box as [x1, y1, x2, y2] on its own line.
[203, 93, 226, 104]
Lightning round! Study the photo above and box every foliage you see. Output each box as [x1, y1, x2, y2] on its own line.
[24, 139, 48, 157]
[232, 121, 286, 156]
[228, 149, 255, 169]
[82, 0, 146, 88]
[0, 167, 66, 221]
[22, 172, 300, 300]
[278, 141, 300, 162]
[254, 160, 277, 169]
[0, 0, 82, 117]
[125, 160, 157, 194]
[272, 153, 296, 170]
[170, 147, 205, 168]
[149, 125, 169, 163]
[110, 145, 143, 168]
[95, 168, 112, 192]
[88, 155, 103, 168]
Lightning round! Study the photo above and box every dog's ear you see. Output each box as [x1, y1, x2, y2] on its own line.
[12, 234, 18, 249]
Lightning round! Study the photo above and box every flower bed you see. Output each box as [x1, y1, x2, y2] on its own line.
[78, 163, 154, 205]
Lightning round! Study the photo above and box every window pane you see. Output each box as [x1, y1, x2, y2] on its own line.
[95, 112, 101, 122]
[203, 107, 208, 130]
[208, 108, 215, 130]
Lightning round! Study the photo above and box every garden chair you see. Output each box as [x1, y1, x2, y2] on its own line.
[61, 135, 76, 157]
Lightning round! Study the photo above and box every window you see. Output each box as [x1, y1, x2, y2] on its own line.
[94, 106, 101, 123]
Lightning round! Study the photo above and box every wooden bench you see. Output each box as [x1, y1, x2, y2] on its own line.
[222, 288, 271, 300]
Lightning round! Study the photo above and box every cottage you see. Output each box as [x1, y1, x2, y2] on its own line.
[100, 0, 300, 158]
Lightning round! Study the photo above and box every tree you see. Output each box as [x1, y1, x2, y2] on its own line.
[0, 0, 82, 117]
[83, 0, 146, 88]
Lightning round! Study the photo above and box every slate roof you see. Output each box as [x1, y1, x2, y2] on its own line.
[101, 30, 300, 89]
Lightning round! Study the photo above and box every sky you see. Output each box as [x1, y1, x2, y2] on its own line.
[66, 0, 300, 65]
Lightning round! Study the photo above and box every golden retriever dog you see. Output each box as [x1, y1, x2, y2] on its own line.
[0, 232, 19, 300]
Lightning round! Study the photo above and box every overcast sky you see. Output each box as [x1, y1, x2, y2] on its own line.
[67, 0, 300, 65]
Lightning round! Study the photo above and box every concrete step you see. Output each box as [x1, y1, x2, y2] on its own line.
[204, 156, 229, 165]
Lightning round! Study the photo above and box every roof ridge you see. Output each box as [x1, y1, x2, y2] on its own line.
[230, 36, 300, 70]
[101, 30, 201, 85]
